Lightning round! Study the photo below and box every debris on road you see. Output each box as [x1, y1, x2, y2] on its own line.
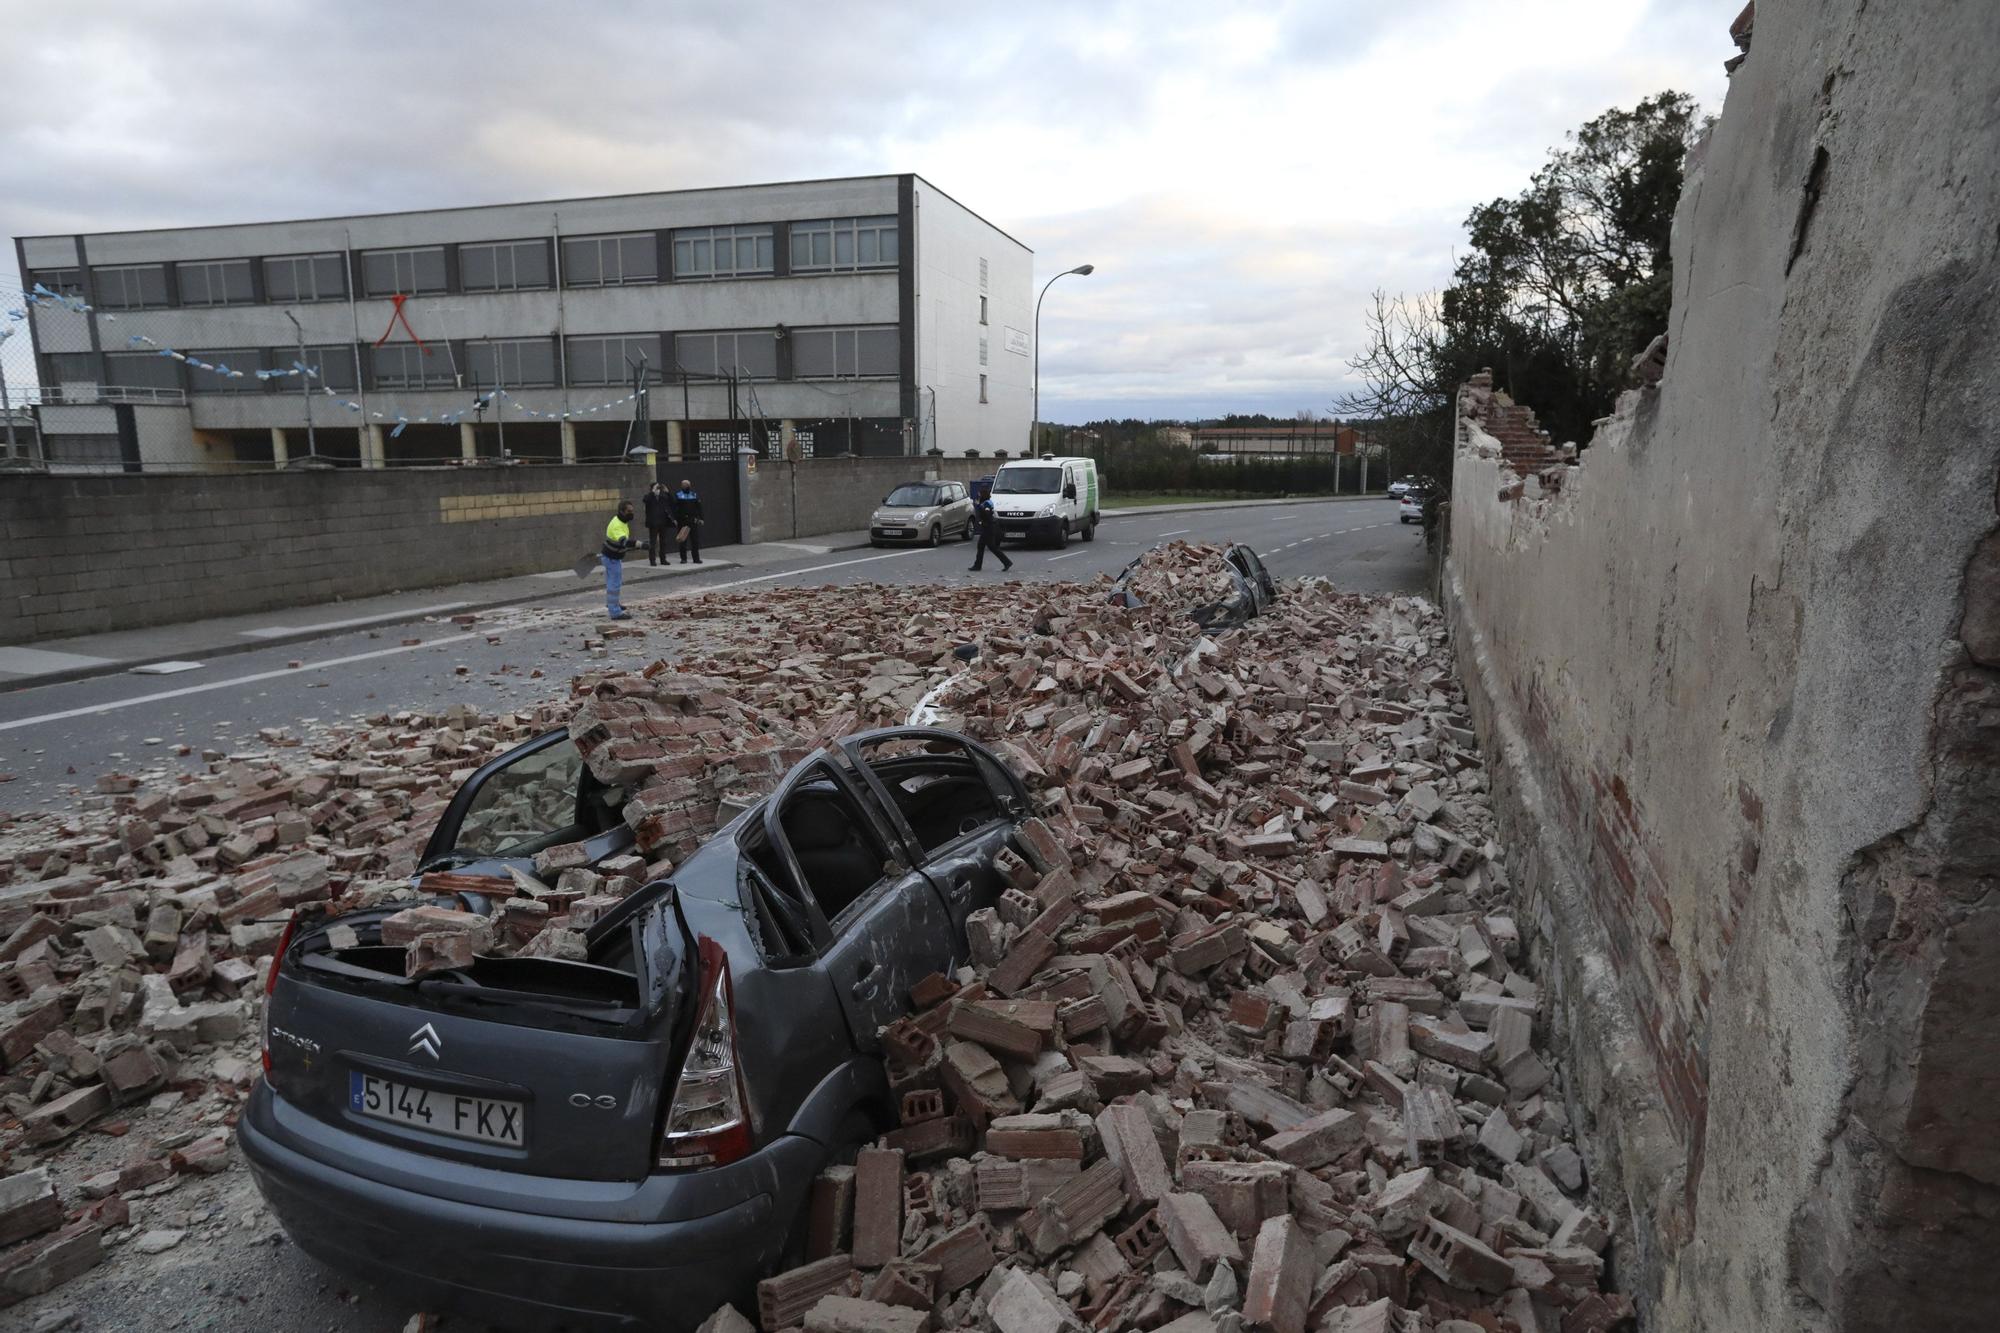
[0, 542, 1627, 1329]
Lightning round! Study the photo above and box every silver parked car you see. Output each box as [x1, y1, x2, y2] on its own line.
[869, 481, 975, 547]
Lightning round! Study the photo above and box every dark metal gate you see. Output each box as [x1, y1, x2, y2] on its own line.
[652, 455, 740, 548]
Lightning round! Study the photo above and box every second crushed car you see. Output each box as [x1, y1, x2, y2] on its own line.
[241, 725, 1034, 1329]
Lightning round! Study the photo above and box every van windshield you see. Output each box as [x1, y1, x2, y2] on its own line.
[994, 467, 1062, 494]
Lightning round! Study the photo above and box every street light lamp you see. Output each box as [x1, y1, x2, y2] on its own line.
[1032, 263, 1094, 455]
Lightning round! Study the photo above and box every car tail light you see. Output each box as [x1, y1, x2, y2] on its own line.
[656, 936, 752, 1170]
[260, 911, 302, 1080]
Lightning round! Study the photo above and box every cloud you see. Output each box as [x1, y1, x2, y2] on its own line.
[0, 0, 1730, 421]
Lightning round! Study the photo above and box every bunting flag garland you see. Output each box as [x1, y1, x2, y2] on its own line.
[7, 288, 653, 428]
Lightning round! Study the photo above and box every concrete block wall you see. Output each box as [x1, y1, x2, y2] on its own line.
[1442, 4, 2000, 1327]
[743, 455, 993, 545]
[1, 463, 654, 643]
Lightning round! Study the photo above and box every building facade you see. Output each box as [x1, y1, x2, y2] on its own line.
[15, 174, 1032, 469]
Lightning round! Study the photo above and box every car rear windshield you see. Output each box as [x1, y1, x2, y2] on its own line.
[885, 484, 940, 506]
[994, 467, 1062, 494]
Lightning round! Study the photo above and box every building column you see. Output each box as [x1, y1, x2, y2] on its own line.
[270, 427, 289, 470]
[459, 422, 477, 461]
[665, 420, 684, 461]
[362, 423, 386, 470]
[560, 419, 578, 464]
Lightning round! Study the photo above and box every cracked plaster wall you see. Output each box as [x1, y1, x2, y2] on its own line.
[1441, 2, 2000, 1327]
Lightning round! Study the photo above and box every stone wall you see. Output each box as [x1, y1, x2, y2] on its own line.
[743, 455, 995, 545]
[1442, 2, 2000, 1327]
[1, 462, 654, 643]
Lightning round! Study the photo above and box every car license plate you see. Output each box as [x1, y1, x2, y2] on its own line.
[882, 528, 908, 537]
[349, 1071, 525, 1146]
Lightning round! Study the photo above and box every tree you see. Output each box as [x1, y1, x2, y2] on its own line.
[1341, 91, 1706, 455]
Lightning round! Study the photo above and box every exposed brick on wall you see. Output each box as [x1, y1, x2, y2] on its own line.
[1, 464, 653, 644]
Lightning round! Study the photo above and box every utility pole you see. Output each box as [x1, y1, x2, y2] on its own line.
[284, 311, 317, 463]
[495, 359, 508, 461]
[0, 329, 18, 460]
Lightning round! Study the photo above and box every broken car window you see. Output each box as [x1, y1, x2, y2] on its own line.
[852, 736, 1007, 854]
[453, 739, 588, 858]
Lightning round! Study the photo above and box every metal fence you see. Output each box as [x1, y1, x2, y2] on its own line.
[0, 284, 780, 475]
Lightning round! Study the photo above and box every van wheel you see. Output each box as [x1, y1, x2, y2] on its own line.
[927, 525, 941, 547]
[1082, 518, 1097, 543]
[1052, 523, 1068, 550]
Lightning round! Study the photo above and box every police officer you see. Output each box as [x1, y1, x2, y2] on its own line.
[671, 477, 704, 565]
[601, 498, 638, 620]
[968, 493, 1013, 573]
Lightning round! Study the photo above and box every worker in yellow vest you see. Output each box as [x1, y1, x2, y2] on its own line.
[601, 499, 638, 620]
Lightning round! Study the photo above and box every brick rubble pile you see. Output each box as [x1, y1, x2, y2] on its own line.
[0, 543, 1631, 1329]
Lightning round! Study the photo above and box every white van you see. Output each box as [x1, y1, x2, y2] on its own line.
[990, 456, 1102, 547]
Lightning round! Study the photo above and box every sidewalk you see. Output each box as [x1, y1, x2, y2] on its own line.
[0, 532, 873, 691]
[0, 494, 1392, 691]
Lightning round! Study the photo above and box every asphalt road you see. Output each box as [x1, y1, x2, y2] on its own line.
[0, 497, 1427, 811]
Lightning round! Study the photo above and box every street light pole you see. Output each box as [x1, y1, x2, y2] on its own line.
[1032, 263, 1094, 456]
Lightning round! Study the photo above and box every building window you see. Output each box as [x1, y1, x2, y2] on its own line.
[43, 352, 99, 383]
[672, 225, 774, 280]
[29, 268, 85, 298]
[790, 325, 898, 379]
[979, 257, 989, 292]
[789, 216, 898, 273]
[979, 335, 988, 367]
[94, 265, 172, 310]
[184, 348, 267, 393]
[561, 233, 658, 287]
[276, 345, 359, 393]
[466, 337, 557, 389]
[265, 253, 347, 303]
[371, 342, 455, 390]
[43, 434, 123, 468]
[361, 247, 448, 297]
[460, 239, 552, 292]
[176, 259, 256, 307]
[566, 334, 662, 387]
[102, 350, 184, 393]
[979, 374, 989, 403]
[673, 329, 779, 381]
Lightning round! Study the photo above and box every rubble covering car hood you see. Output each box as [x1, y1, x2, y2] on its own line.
[1110, 539, 1276, 629]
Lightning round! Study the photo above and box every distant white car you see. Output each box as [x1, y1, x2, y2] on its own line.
[1398, 490, 1429, 524]
[1387, 476, 1422, 497]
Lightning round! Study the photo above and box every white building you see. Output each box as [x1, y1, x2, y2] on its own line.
[15, 174, 1033, 469]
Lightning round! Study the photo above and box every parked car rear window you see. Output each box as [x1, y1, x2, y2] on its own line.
[454, 741, 587, 858]
[885, 484, 941, 506]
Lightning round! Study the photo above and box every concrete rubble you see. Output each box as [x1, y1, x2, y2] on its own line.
[0, 542, 1629, 1329]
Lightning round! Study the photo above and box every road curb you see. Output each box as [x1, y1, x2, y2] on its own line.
[0, 560, 746, 695]
[1099, 494, 1392, 518]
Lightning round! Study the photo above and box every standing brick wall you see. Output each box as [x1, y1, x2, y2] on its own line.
[1, 463, 654, 644]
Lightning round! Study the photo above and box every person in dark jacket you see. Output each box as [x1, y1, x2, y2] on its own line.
[642, 482, 672, 566]
[671, 478, 704, 564]
[968, 494, 1012, 573]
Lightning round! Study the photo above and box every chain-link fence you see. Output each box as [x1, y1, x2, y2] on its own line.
[0, 284, 728, 474]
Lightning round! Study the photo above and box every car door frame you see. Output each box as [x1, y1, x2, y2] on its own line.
[834, 728, 1032, 946]
[758, 750, 958, 1053]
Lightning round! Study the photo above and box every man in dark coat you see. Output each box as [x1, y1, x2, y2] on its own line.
[670, 478, 704, 565]
[642, 482, 672, 566]
[968, 494, 1013, 573]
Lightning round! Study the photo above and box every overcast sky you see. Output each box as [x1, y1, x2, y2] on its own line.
[2, 0, 1730, 423]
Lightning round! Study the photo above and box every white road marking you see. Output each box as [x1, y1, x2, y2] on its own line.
[1157, 528, 1191, 537]
[238, 602, 472, 638]
[1047, 550, 1090, 561]
[129, 661, 205, 675]
[656, 547, 926, 595]
[0, 633, 484, 733]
